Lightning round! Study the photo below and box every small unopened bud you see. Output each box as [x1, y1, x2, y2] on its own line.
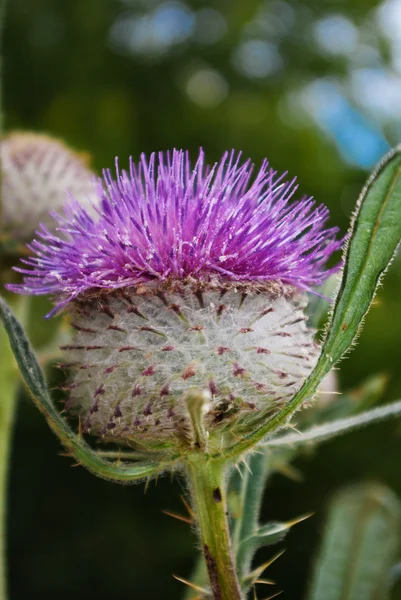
[1, 132, 96, 240]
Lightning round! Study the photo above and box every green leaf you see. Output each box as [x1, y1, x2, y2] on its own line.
[307, 483, 401, 600]
[226, 146, 401, 459]
[238, 518, 302, 554]
[231, 452, 272, 580]
[0, 295, 169, 483]
[263, 398, 401, 448]
[319, 145, 401, 364]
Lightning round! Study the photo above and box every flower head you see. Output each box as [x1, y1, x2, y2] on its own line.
[9, 149, 341, 306]
[1, 131, 96, 241]
[7, 149, 342, 452]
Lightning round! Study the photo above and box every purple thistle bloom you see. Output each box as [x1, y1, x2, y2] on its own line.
[8, 149, 341, 309]
[6, 149, 344, 448]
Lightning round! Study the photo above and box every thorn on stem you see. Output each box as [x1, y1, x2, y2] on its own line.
[172, 574, 210, 596]
[162, 510, 192, 525]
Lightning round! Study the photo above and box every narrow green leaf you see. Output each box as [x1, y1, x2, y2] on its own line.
[231, 452, 272, 580]
[226, 146, 401, 459]
[239, 521, 291, 553]
[324, 147, 401, 357]
[0, 295, 169, 483]
[263, 398, 401, 448]
[308, 483, 401, 600]
[0, 296, 47, 400]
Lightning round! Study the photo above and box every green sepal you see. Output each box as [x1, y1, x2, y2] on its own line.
[307, 483, 401, 600]
[0, 295, 171, 483]
[225, 145, 401, 458]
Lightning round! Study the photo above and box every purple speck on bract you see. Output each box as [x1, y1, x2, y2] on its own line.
[7, 149, 342, 312]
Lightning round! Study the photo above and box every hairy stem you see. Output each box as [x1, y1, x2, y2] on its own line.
[186, 455, 243, 600]
[0, 295, 28, 600]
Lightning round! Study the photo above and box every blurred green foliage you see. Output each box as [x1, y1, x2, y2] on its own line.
[4, 0, 401, 598]
[308, 483, 401, 600]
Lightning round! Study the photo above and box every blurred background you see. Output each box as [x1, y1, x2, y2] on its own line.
[4, 0, 401, 597]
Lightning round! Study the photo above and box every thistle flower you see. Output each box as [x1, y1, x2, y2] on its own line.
[1, 132, 96, 240]
[8, 149, 341, 453]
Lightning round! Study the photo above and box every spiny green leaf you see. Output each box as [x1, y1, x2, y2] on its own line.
[242, 550, 285, 586]
[0, 295, 169, 483]
[238, 514, 311, 596]
[319, 145, 401, 363]
[239, 521, 293, 552]
[232, 452, 273, 580]
[307, 483, 401, 600]
[226, 145, 401, 458]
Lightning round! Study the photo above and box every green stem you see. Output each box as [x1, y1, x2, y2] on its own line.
[0, 295, 28, 600]
[184, 453, 275, 597]
[186, 455, 243, 600]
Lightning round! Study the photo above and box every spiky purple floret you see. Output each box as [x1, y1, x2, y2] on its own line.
[8, 149, 342, 308]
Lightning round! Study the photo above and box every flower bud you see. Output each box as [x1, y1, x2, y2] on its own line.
[1, 132, 96, 240]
